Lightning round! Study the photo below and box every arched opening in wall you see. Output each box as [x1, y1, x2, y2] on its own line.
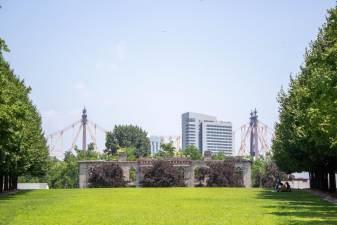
[194, 166, 209, 187]
[129, 167, 136, 183]
[235, 166, 244, 187]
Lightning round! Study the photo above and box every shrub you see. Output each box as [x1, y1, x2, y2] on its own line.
[207, 159, 244, 187]
[88, 163, 126, 187]
[141, 161, 185, 187]
[260, 161, 286, 188]
[211, 152, 226, 160]
[252, 158, 287, 188]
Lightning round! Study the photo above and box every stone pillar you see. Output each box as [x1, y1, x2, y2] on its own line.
[204, 151, 212, 161]
[118, 152, 127, 162]
[244, 161, 252, 187]
[122, 166, 130, 181]
[79, 162, 88, 188]
[189, 165, 195, 187]
[135, 166, 142, 187]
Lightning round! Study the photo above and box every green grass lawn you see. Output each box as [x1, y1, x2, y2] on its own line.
[0, 188, 336, 225]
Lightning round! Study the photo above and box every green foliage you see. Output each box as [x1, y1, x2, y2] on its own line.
[182, 145, 202, 160]
[47, 144, 106, 188]
[155, 143, 176, 158]
[129, 168, 136, 182]
[20, 143, 106, 188]
[272, 6, 337, 192]
[252, 157, 287, 188]
[105, 125, 150, 158]
[46, 157, 77, 189]
[125, 147, 138, 161]
[251, 158, 265, 187]
[0, 37, 48, 191]
[211, 152, 226, 160]
[75, 145, 100, 161]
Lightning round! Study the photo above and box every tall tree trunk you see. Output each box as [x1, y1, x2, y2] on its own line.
[10, 175, 14, 191]
[328, 168, 336, 193]
[4, 175, 8, 191]
[320, 171, 329, 192]
[0, 174, 3, 193]
[14, 176, 18, 190]
[9, 175, 12, 191]
[313, 171, 318, 189]
[309, 172, 316, 189]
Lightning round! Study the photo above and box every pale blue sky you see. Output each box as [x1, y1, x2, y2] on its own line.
[0, 1, 335, 151]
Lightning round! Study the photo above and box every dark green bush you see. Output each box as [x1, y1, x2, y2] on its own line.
[141, 161, 185, 187]
[88, 163, 125, 187]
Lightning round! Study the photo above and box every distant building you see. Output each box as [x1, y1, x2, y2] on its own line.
[182, 112, 216, 150]
[181, 112, 232, 155]
[202, 121, 232, 155]
[149, 136, 161, 156]
[149, 135, 181, 155]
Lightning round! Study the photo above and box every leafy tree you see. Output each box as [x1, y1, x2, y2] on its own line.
[251, 158, 264, 187]
[75, 144, 99, 160]
[21, 143, 103, 189]
[141, 161, 185, 187]
[0, 38, 48, 192]
[272, 6, 337, 193]
[156, 143, 176, 158]
[105, 125, 150, 158]
[182, 145, 202, 160]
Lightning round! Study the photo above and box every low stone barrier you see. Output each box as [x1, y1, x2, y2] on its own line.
[79, 155, 252, 188]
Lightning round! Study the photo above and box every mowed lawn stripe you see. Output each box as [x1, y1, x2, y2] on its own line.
[0, 188, 336, 225]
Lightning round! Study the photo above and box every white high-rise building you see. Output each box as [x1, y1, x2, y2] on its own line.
[181, 112, 232, 155]
[149, 136, 161, 156]
[181, 112, 216, 150]
[149, 135, 181, 155]
[202, 121, 232, 155]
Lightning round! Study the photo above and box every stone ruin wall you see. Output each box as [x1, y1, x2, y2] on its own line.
[78, 155, 252, 188]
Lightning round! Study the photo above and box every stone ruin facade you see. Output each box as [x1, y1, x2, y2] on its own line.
[78, 152, 252, 188]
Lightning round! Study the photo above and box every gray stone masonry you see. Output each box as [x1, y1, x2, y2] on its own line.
[79, 153, 251, 188]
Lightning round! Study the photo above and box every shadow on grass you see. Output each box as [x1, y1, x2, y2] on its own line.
[257, 189, 337, 225]
[0, 190, 32, 200]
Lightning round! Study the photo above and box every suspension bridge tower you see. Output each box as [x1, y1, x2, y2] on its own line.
[249, 109, 259, 159]
[47, 108, 108, 158]
[81, 107, 88, 152]
[234, 109, 273, 159]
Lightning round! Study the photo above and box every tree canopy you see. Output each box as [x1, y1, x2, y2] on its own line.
[182, 145, 202, 160]
[105, 125, 150, 158]
[272, 6, 337, 193]
[155, 143, 176, 158]
[0, 38, 49, 192]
